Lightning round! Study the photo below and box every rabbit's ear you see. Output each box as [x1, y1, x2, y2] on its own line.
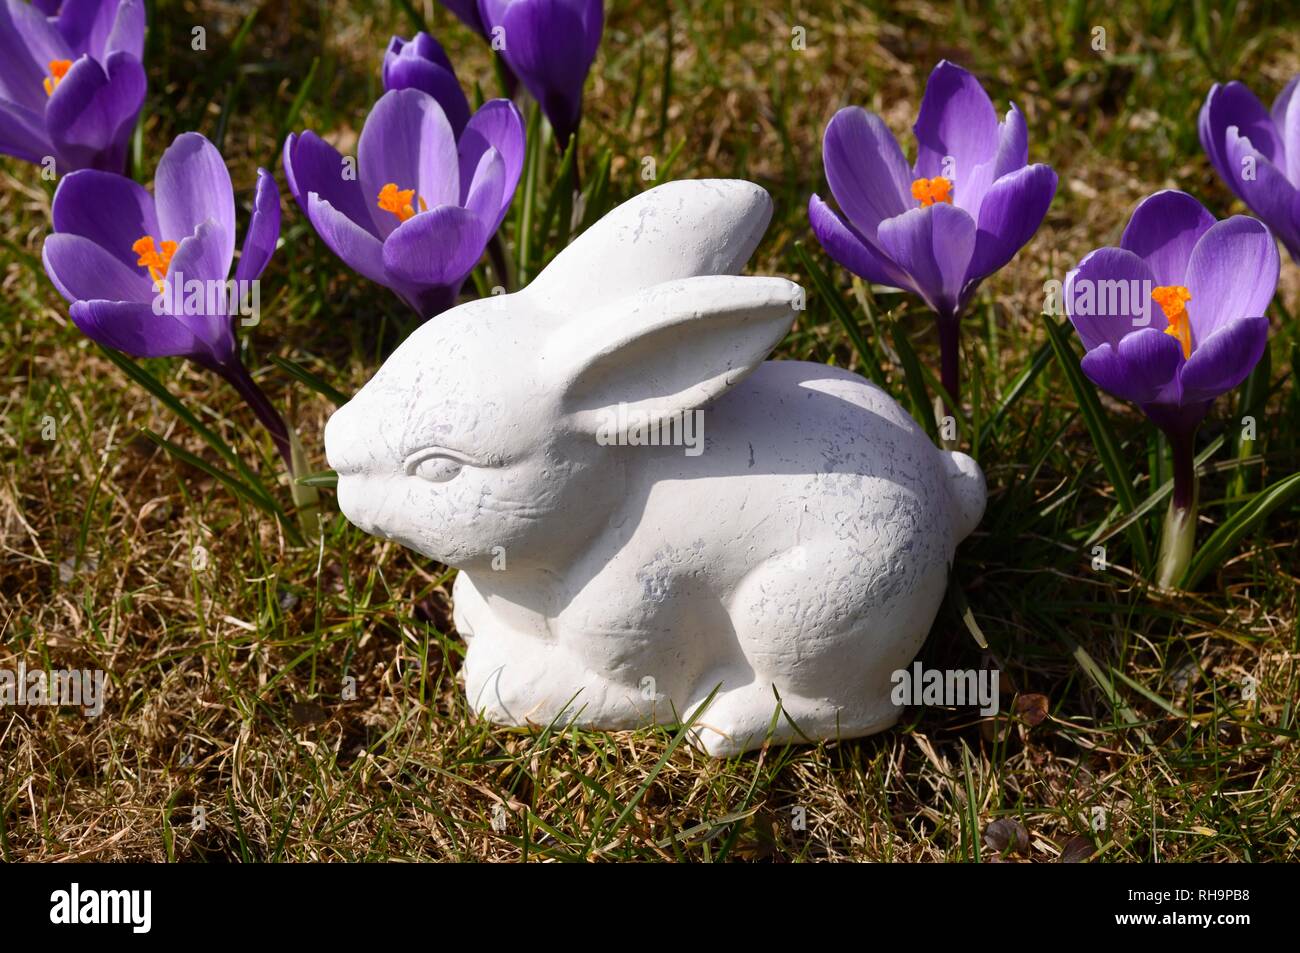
[525, 179, 774, 313]
[544, 275, 801, 433]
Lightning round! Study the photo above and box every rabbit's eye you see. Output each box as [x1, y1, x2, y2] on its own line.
[409, 454, 463, 484]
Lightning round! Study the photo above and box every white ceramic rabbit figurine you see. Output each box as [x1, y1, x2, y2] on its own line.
[325, 179, 986, 757]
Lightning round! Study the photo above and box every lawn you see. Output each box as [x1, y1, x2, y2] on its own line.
[2, 0, 1299, 861]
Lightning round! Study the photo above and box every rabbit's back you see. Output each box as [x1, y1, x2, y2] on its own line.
[615, 358, 969, 598]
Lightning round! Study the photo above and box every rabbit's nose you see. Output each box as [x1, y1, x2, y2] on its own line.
[324, 401, 371, 476]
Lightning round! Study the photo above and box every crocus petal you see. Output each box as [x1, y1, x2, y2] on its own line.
[104, 0, 146, 61]
[0, 99, 54, 165]
[358, 88, 459, 239]
[964, 163, 1056, 286]
[1183, 214, 1280, 342]
[1223, 126, 1300, 260]
[463, 146, 505, 227]
[1064, 246, 1156, 352]
[51, 168, 159, 270]
[876, 202, 976, 318]
[306, 192, 389, 286]
[1178, 315, 1269, 403]
[821, 106, 912, 243]
[478, 0, 510, 29]
[1270, 75, 1298, 135]
[457, 98, 524, 229]
[498, 0, 592, 143]
[1200, 81, 1284, 194]
[153, 132, 236, 274]
[70, 299, 208, 360]
[59, 0, 143, 60]
[912, 60, 999, 183]
[956, 103, 1029, 218]
[382, 204, 488, 288]
[45, 51, 144, 173]
[1080, 327, 1184, 405]
[1281, 78, 1300, 189]
[0, 0, 71, 112]
[55, 0, 118, 58]
[382, 39, 471, 137]
[444, 0, 488, 36]
[282, 130, 373, 233]
[410, 32, 456, 70]
[235, 168, 280, 283]
[166, 218, 231, 288]
[808, 193, 915, 291]
[164, 220, 238, 353]
[42, 231, 154, 304]
[580, 0, 604, 66]
[991, 103, 1029, 181]
[1119, 189, 1216, 288]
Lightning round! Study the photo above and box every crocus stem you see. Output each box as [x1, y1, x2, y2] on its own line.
[567, 124, 582, 196]
[936, 312, 960, 415]
[218, 361, 295, 476]
[934, 311, 961, 450]
[493, 52, 519, 99]
[487, 233, 514, 291]
[1155, 427, 1198, 589]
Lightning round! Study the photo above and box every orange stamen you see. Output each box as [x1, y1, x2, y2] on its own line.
[43, 59, 72, 97]
[377, 183, 428, 223]
[133, 236, 178, 292]
[910, 176, 953, 207]
[1152, 285, 1193, 360]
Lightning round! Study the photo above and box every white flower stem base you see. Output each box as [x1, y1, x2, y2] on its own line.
[1155, 493, 1197, 590]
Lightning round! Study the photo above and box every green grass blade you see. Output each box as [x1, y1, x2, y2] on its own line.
[268, 355, 350, 407]
[593, 684, 720, 858]
[535, 133, 579, 259]
[961, 742, 981, 862]
[99, 347, 277, 499]
[191, 6, 259, 135]
[793, 241, 886, 388]
[580, 147, 614, 230]
[516, 104, 542, 285]
[655, 3, 674, 150]
[1182, 469, 1300, 589]
[977, 337, 1052, 450]
[890, 321, 937, 440]
[1041, 314, 1151, 567]
[1228, 340, 1271, 514]
[142, 429, 303, 545]
[297, 470, 338, 489]
[275, 56, 320, 157]
[392, 0, 430, 33]
[947, 577, 989, 649]
[1088, 434, 1226, 547]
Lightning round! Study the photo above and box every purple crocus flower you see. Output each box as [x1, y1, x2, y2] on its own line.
[440, 0, 489, 37]
[477, 0, 603, 149]
[382, 32, 471, 138]
[0, 0, 146, 174]
[1200, 76, 1300, 263]
[1064, 190, 1279, 586]
[283, 88, 524, 318]
[809, 60, 1057, 407]
[41, 132, 294, 470]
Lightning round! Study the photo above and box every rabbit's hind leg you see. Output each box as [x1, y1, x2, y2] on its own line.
[683, 679, 902, 757]
[688, 540, 948, 755]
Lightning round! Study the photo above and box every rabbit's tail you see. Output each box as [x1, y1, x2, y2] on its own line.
[942, 450, 986, 542]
